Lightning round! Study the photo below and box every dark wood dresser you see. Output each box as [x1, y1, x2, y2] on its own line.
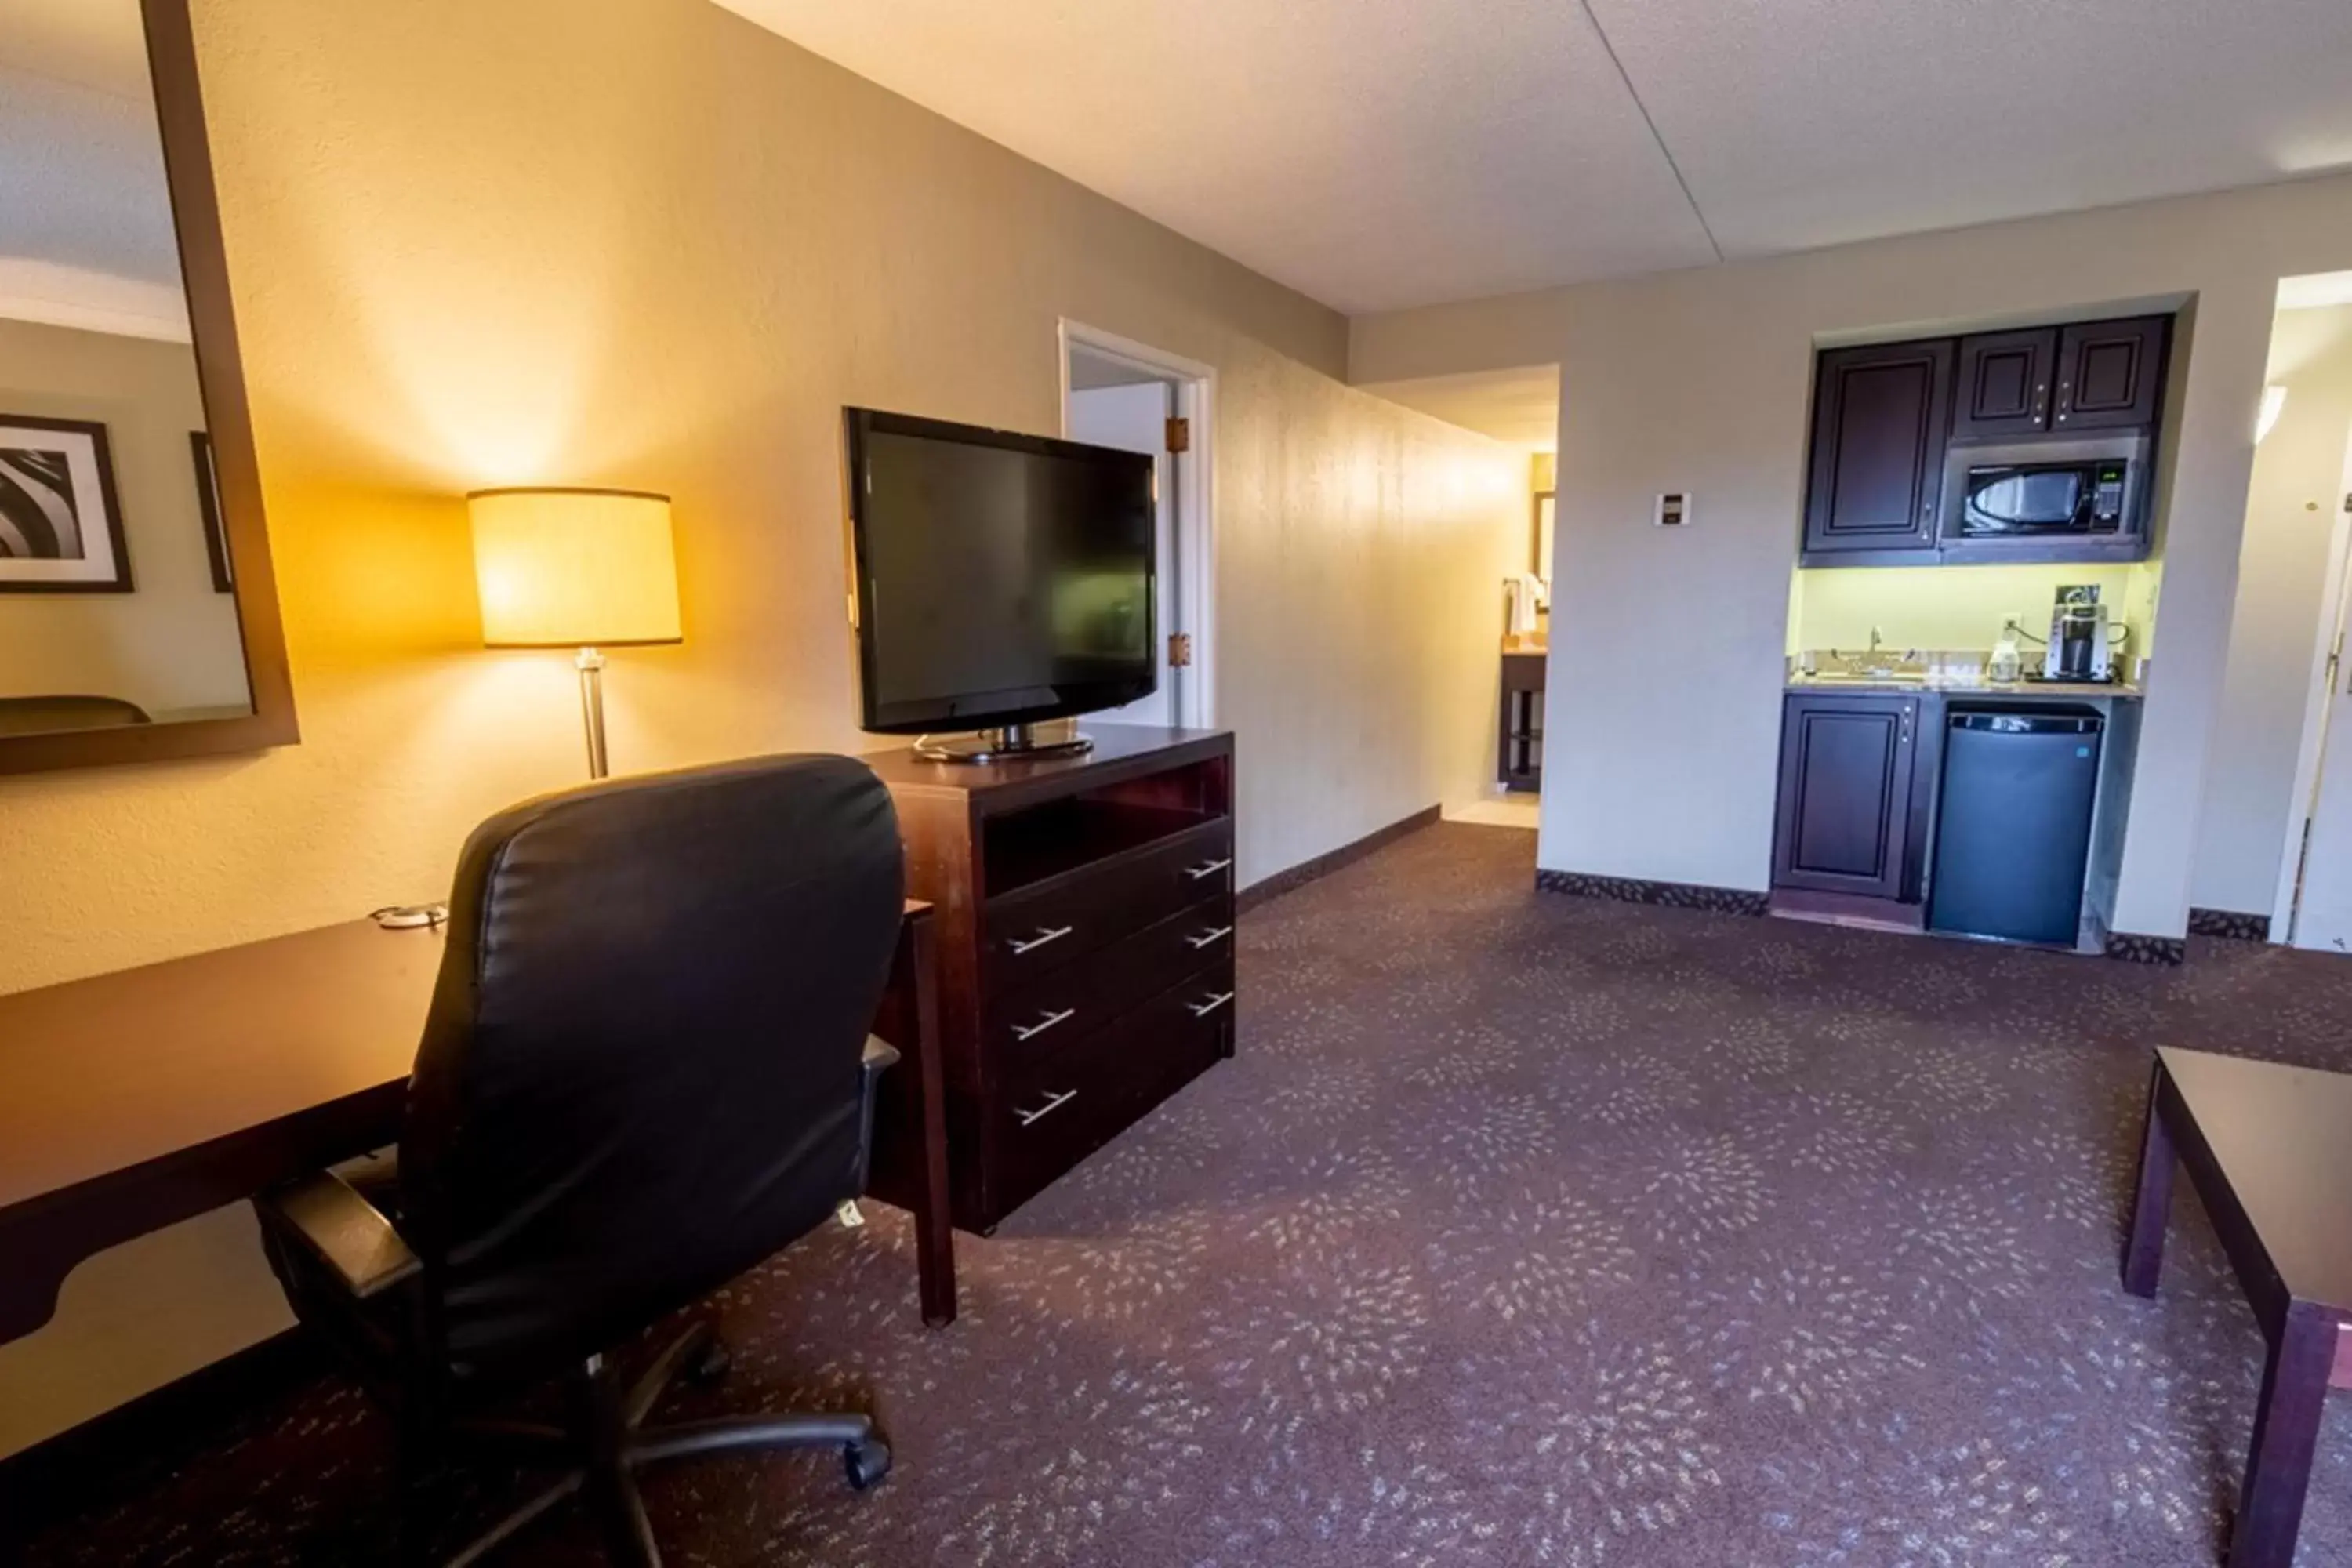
[862, 728, 1236, 1232]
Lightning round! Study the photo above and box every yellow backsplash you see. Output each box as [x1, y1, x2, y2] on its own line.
[1787, 559, 2162, 662]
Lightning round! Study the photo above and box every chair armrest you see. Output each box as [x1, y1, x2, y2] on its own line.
[851, 1035, 902, 1192]
[256, 1171, 421, 1301]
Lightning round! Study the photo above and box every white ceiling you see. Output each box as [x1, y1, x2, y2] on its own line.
[716, 0, 2352, 315]
[1358, 365, 1561, 452]
[2280, 271, 2352, 312]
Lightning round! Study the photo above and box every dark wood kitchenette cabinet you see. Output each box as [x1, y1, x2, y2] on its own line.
[1799, 311, 2171, 566]
[1802, 340, 1952, 560]
[1771, 691, 1927, 906]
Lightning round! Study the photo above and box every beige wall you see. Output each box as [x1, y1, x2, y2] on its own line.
[0, 0, 1519, 1452]
[2191, 304, 2352, 916]
[0, 318, 249, 716]
[1355, 175, 2352, 933]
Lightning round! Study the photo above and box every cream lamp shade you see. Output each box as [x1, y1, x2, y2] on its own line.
[467, 488, 682, 648]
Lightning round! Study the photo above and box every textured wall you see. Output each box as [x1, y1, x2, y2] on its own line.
[2191, 305, 2352, 916]
[1353, 173, 2352, 933]
[0, 0, 1519, 1450]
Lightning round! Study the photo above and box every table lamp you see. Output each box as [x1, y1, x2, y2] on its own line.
[468, 487, 681, 780]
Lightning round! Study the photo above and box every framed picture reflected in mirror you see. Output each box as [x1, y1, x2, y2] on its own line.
[0, 416, 131, 593]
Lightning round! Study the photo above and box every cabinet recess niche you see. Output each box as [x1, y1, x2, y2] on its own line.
[1798, 313, 2170, 568]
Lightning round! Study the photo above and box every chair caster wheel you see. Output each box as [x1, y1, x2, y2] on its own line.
[688, 1337, 731, 1385]
[845, 1437, 892, 1491]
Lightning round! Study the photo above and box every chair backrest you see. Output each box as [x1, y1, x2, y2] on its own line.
[401, 755, 904, 1382]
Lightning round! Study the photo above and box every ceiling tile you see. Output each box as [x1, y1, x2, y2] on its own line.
[1586, 0, 2352, 260]
[713, 0, 1718, 313]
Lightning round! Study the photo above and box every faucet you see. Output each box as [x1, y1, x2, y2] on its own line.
[1868, 625, 1885, 655]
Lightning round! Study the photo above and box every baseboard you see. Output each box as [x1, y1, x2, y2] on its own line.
[0, 1327, 321, 1548]
[2103, 931, 2188, 966]
[1534, 868, 1770, 916]
[1237, 805, 1440, 914]
[2187, 907, 2270, 942]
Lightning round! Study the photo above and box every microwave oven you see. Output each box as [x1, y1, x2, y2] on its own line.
[1945, 436, 2145, 541]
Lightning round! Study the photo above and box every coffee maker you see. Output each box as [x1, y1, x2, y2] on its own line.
[2044, 585, 2114, 683]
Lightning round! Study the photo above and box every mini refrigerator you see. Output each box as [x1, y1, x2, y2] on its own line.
[1928, 708, 2103, 946]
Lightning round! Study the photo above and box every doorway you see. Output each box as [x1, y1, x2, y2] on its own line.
[2256, 274, 2352, 947]
[2273, 419, 2352, 948]
[1059, 321, 1216, 731]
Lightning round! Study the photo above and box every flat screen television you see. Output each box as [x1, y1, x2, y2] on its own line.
[844, 407, 1156, 739]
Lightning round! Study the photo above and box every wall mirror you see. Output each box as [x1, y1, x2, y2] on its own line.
[0, 0, 294, 774]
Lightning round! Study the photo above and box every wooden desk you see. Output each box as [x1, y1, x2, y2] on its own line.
[0, 904, 955, 1350]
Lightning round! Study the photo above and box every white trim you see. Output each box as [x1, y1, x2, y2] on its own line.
[1058, 318, 1219, 730]
[2270, 425, 2352, 939]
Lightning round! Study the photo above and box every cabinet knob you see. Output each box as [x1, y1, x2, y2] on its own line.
[1184, 857, 1233, 881]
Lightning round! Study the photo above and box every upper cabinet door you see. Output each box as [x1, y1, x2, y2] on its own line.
[2054, 316, 2169, 431]
[1952, 328, 2057, 439]
[1802, 339, 1953, 557]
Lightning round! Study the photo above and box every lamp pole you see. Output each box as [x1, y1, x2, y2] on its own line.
[575, 645, 609, 780]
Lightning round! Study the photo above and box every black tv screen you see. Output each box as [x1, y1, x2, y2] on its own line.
[845, 408, 1156, 735]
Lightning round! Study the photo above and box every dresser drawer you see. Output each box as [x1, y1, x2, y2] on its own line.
[988, 897, 1234, 1069]
[993, 960, 1235, 1214]
[984, 818, 1233, 987]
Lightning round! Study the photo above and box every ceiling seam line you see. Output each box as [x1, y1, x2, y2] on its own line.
[1575, 0, 1723, 263]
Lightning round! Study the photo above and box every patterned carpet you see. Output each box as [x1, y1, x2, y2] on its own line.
[27, 822, 2352, 1566]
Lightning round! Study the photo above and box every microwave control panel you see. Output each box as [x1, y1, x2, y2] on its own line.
[2089, 463, 2127, 528]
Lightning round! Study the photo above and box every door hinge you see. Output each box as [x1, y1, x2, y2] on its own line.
[1167, 632, 1192, 668]
[1165, 416, 1191, 454]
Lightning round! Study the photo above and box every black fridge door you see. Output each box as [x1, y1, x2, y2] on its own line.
[1928, 710, 2103, 946]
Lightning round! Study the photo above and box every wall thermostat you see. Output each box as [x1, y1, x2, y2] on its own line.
[1655, 492, 1690, 528]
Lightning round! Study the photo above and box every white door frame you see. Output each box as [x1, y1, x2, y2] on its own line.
[1058, 318, 1218, 730]
[2268, 426, 2352, 938]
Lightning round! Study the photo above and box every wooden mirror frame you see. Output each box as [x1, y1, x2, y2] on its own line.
[0, 0, 297, 775]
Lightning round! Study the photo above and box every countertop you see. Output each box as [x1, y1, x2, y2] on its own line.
[1786, 672, 2143, 700]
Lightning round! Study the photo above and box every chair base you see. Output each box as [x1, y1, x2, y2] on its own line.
[416, 1322, 888, 1568]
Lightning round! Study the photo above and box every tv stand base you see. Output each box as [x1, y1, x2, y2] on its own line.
[914, 724, 1094, 765]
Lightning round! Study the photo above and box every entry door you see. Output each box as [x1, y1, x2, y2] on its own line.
[2294, 595, 2352, 953]
[1068, 382, 1177, 727]
[2287, 432, 2352, 951]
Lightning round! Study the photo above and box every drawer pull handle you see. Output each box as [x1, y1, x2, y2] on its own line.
[1184, 857, 1234, 881]
[1187, 990, 1235, 1019]
[1185, 924, 1234, 950]
[1012, 1007, 1076, 1042]
[1008, 925, 1074, 956]
[1015, 1089, 1078, 1126]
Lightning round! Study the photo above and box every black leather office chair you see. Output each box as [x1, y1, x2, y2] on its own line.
[254, 755, 908, 1566]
